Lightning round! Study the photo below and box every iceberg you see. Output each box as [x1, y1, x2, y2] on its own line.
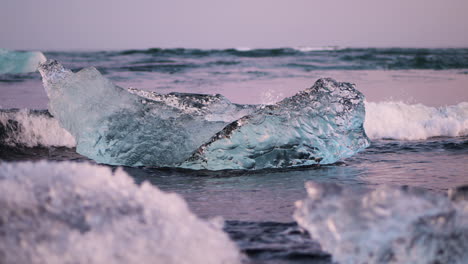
[182, 78, 370, 170]
[0, 161, 242, 264]
[38, 60, 257, 167]
[38, 60, 369, 169]
[294, 182, 468, 264]
[0, 48, 46, 74]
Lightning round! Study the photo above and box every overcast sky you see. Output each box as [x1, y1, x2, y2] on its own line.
[1, 0, 467, 51]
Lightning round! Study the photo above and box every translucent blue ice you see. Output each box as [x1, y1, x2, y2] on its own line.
[0, 48, 46, 74]
[182, 78, 370, 170]
[295, 182, 468, 264]
[38, 60, 369, 169]
[38, 60, 256, 167]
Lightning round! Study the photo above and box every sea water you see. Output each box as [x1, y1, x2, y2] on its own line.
[1, 47, 468, 264]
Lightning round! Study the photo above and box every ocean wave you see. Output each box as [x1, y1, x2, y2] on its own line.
[0, 109, 75, 148]
[365, 101, 468, 140]
[294, 182, 468, 264]
[160, 47, 458, 69]
[233, 47, 252, 52]
[42, 48, 468, 72]
[233, 46, 342, 53]
[337, 48, 468, 70]
[0, 161, 242, 264]
[292, 46, 341, 52]
[0, 48, 46, 74]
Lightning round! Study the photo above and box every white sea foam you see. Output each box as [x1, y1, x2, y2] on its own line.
[364, 101, 468, 140]
[0, 49, 46, 74]
[0, 109, 76, 147]
[292, 46, 341, 52]
[0, 161, 242, 264]
[233, 47, 252, 52]
[294, 182, 468, 264]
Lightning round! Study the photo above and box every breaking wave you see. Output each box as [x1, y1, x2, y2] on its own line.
[364, 101, 468, 140]
[0, 109, 75, 148]
[292, 46, 341, 52]
[0, 161, 242, 264]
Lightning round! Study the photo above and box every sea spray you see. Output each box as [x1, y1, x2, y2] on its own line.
[364, 101, 468, 140]
[0, 109, 75, 147]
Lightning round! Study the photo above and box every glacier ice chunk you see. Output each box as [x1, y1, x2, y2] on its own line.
[0, 48, 46, 74]
[294, 182, 468, 264]
[182, 78, 370, 170]
[0, 161, 242, 264]
[38, 60, 369, 169]
[38, 60, 256, 167]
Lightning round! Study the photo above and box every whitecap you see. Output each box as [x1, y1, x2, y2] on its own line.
[0, 109, 76, 148]
[292, 46, 340, 52]
[364, 101, 468, 140]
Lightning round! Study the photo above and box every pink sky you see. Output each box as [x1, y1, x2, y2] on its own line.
[1, 0, 468, 50]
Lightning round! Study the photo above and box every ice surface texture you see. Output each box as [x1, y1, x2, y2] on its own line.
[294, 182, 468, 264]
[38, 60, 369, 169]
[38, 60, 256, 167]
[0, 161, 241, 264]
[0, 49, 46, 74]
[183, 78, 370, 170]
